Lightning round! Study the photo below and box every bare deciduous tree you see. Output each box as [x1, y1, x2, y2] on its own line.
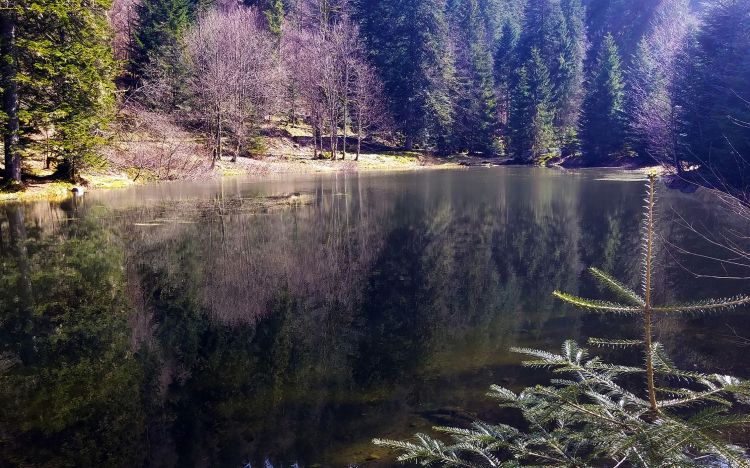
[351, 60, 390, 160]
[184, 7, 280, 166]
[281, 0, 387, 161]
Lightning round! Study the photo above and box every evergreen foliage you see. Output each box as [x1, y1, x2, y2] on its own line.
[129, 0, 196, 118]
[676, 0, 750, 189]
[244, 0, 284, 34]
[493, 19, 519, 143]
[581, 33, 627, 163]
[373, 174, 750, 466]
[2, 0, 749, 186]
[448, 0, 498, 154]
[16, 0, 117, 180]
[556, 0, 586, 130]
[508, 48, 554, 161]
[359, 0, 455, 151]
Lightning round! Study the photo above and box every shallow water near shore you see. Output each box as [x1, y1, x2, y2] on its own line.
[1, 167, 749, 467]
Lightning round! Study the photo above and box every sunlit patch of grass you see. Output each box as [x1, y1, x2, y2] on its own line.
[217, 166, 246, 177]
[283, 122, 313, 138]
[83, 173, 135, 189]
[0, 181, 75, 203]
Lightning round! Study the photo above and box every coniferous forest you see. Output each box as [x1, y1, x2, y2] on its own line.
[0, 0, 748, 193]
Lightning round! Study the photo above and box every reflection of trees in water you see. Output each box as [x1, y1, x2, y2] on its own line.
[116, 173, 600, 465]
[5, 172, 745, 466]
[0, 205, 145, 467]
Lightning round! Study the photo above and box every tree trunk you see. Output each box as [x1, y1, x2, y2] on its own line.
[405, 133, 414, 151]
[342, 109, 347, 160]
[1, 7, 21, 184]
[356, 117, 361, 161]
[342, 65, 348, 160]
[216, 111, 223, 162]
[313, 124, 319, 159]
[330, 120, 336, 161]
[232, 138, 239, 163]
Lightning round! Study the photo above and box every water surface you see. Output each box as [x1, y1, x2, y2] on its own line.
[1, 167, 749, 467]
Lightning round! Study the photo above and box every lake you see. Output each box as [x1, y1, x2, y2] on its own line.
[1, 167, 749, 467]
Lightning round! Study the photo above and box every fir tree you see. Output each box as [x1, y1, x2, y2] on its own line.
[493, 20, 519, 132]
[375, 174, 750, 466]
[5, 0, 117, 181]
[581, 32, 626, 163]
[264, 0, 284, 35]
[556, 0, 586, 130]
[676, 0, 750, 191]
[1, 2, 21, 184]
[245, 0, 284, 35]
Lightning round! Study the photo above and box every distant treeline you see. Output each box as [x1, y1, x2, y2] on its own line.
[1, 0, 749, 189]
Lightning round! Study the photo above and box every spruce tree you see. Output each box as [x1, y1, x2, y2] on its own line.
[1, 0, 116, 182]
[493, 20, 519, 153]
[264, 0, 284, 35]
[556, 0, 586, 130]
[375, 174, 750, 466]
[245, 0, 284, 35]
[358, 0, 454, 151]
[676, 0, 750, 191]
[1, 3, 20, 184]
[448, 0, 497, 155]
[130, 0, 192, 84]
[508, 48, 554, 162]
[581, 32, 626, 164]
[511, 0, 585, 154]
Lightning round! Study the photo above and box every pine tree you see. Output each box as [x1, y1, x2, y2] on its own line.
[556, 0, 586, 130]
[494, 20, 519, 137]
[245, 0, 284, 35]
[1, 3, 21, 184]
[627, 0, 692, 169]
[581, 32, 626, 163]
[517, 0, 565, 68]
[676, 0, 750, 191]
[264, 0, 284, 35]
[509, 0, 585, 155]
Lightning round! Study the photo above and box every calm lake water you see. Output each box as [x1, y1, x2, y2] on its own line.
[2, 167, 750, 467]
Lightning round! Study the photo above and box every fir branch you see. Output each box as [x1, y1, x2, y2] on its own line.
[551, 291, 642, 314]
[652, 295, 750, 314]
[588, 267, 645, 306]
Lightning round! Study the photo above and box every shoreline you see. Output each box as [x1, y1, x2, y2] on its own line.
[0, 153, 658, 204]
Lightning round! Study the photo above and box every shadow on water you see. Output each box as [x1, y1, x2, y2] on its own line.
[1, 168, 750, 466]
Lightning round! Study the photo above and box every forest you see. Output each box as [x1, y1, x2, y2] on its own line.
[0, 0, 748, 192]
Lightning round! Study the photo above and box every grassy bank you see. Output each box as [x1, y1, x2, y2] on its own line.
[0, 147, 461, 204]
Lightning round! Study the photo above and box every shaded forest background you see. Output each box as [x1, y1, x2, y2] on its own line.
[1, 0, 749, 190]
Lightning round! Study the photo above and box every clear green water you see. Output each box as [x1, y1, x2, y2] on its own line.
[1, 167, 749, 467]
